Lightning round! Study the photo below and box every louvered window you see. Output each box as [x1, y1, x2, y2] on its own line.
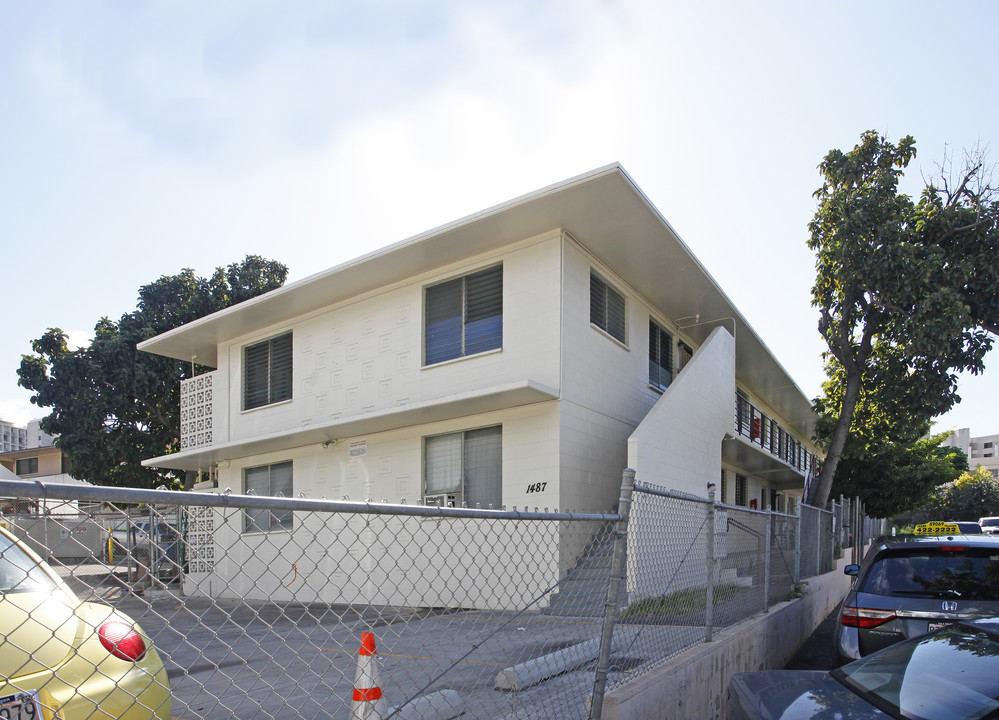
[590, 272, 626, 342]
[649, 319, 673, 390]
[735, 474, 747, 507]
[243, 333, 293, 410]
[425, 265, 502, 365]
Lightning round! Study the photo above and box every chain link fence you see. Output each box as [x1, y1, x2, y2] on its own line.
[0, 474, 859, 720]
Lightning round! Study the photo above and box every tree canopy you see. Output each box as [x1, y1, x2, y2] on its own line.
[921, 465, 999, 522]
[18, 256, 288, 489]
[807, 131, 999, 509]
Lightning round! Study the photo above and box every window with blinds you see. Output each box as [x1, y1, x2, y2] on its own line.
[425, 265, 503, 365]
[243, 461, 293, 532]
[590, 271, 625, 343]
[735, 474, 747, 507]
[243, 332, 293, 410]
[424, 426, 502, 509]
[649, 319, 673, 390]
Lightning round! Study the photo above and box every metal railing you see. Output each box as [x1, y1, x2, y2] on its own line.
[0, 475, 858, 720]
[734, 393, 818, 476]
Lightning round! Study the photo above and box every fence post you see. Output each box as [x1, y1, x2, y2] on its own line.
[815, 506, 822, 574]
[794, 504, 801, 584]
[763, 509, 772, 612]
[589, 468, 636, 720]
[705, 483, 717, 643]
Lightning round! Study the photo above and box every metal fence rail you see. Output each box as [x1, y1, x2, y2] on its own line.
[0, 475, 853, 720]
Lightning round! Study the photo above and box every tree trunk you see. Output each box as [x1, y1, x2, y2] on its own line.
[809, 366, 864, 508]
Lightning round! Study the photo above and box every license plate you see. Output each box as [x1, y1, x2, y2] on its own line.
[929, 622, 952, 632]
[0, 691, 42, 719]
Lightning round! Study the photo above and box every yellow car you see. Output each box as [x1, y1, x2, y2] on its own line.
[0, 525, 171, 719]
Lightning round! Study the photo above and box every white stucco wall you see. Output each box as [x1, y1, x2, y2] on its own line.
[209, 232, 563, 448]
[627, 326, 735, 497]
[189, 403, 565, 608]
[556, 239, 701, 514]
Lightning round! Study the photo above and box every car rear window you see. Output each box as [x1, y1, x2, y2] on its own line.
[861, 547, 999, 601]
[0, 534, 57, 594]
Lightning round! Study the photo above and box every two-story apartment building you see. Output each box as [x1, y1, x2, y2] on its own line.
[138, 164, 820, 607]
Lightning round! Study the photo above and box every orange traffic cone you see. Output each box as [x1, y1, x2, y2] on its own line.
[350, 631, 387, 719]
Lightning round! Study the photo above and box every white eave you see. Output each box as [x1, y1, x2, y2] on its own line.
[138, 163, 816, 440]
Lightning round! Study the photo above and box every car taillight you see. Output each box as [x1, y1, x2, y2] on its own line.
[841, 606, 896, 629]
[98, 621, 148, 661]
[939, 546, 967, 551]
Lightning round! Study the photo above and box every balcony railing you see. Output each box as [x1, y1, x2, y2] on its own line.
[734, 393, 817, 477]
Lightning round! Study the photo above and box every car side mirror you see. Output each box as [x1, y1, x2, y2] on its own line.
[844, 564, 860, 576]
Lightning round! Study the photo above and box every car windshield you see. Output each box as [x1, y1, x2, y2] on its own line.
[0, 533, 57, 594]
[860, 548, 999, 601]
[834, 624, 999, 719]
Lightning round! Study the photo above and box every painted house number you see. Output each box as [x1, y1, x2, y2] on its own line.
[526, 482, 547, 493]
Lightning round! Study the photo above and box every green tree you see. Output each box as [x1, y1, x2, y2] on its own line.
[807, 131, 999, 508]
[18, 256, 288, 489]
[922, 465, 999, 521]
[821, 426, 966, 518]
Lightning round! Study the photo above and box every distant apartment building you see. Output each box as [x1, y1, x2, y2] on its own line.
[942, 428, 999, 479]
[0, 418, 86, 514]
[1, 419, 28, 453]
[26, 419, 54, 449]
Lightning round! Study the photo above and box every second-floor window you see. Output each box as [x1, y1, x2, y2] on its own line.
[243, 333, 293, 411]
[649, 319, 673, 390]
[590, 271, 625, 343]
[425, 265, 503, 365]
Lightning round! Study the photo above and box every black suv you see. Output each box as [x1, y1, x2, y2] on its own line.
[833, 530, 999, 665]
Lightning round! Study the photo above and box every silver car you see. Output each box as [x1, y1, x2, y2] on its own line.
[833, 532, 999, 665]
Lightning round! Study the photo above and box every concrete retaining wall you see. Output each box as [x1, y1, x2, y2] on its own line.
[596, 555, 854, 720]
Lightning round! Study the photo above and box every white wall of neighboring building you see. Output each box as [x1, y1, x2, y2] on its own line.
[942, 428, 999, 479]
[26, 419, 54, 449]
[970, 432, 999, 479]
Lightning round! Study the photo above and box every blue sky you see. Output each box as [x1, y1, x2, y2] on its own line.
[2, 1, 997, 440]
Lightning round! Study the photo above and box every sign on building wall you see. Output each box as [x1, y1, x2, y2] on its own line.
[348, 440, 367, 458]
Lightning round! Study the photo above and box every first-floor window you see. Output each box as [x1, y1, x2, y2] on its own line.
[425, 426, 502, 509]
[735, 474, 747, 507]
[243, 461, 293, 532]
[15, 457, 38, 475]
[720, 470, 727, 504]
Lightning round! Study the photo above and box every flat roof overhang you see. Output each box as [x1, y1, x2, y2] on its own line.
[143, 379, 557, 472]
[722, 435, 807, 488]
[139, 163, 816, 440]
